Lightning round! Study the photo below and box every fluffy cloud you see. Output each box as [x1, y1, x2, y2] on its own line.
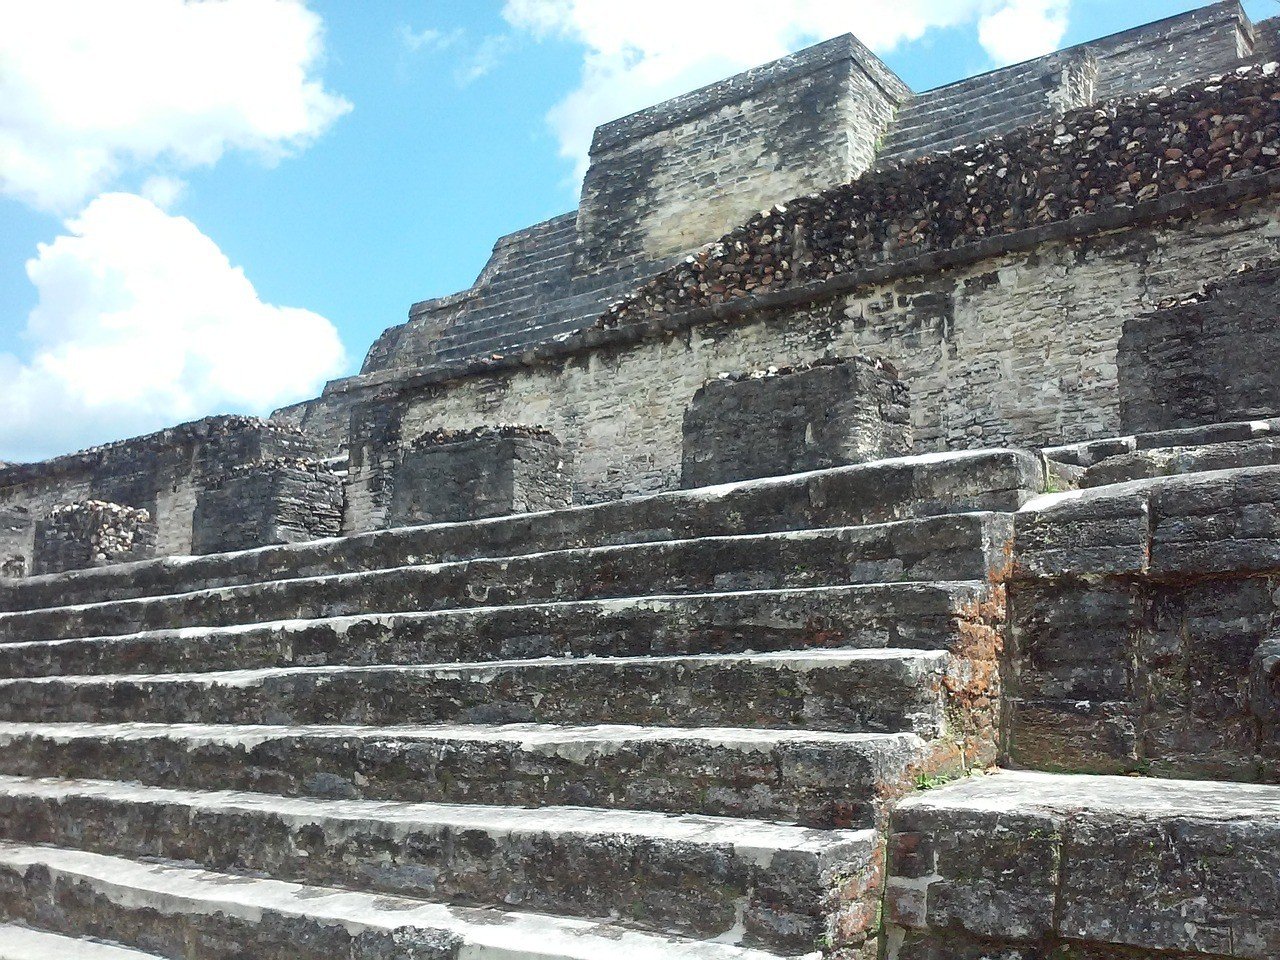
[0, 193, 346, 461]
[980, 0, 1071, 66]
[503, 0, 1072, 179]
[0, 0, 351, 212]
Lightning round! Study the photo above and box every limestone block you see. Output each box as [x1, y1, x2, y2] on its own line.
[192, 459, 344, 555]
[1119, 262, 1280, 434]
[1012, 488, 1150, 578]
[32, 501, 156, 576]
[680, 357, 910, 488]
[887, 772, 1280, 960]
[385, 426, 572, 527]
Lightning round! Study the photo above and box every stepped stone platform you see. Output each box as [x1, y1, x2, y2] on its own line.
[4, 3, 1280, 956]
[0, 449, 1032, 958]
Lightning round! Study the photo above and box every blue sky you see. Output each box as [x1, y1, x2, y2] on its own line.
[0, 0, 1275, 461]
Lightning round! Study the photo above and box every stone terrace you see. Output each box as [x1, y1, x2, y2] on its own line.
[2, 4, 1280, 958]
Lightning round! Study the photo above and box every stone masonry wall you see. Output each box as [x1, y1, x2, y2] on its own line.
[1008, 468, 1280, 782]
[0, 416, 319, 569]
[31, 501, 156, 576]
[681, 357, 910, 487]
[191, 458, 344, 555]
[384, 198, 1280, 504]
[309, 63, 1280, 503]
[579, 34, 909, 270]
[1118, 260, 1280, 433]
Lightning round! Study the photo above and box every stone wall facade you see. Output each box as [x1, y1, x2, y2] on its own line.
[1119, 261, 1280, 433]
[294, 62, 1280, 503]
[1008, 468, 1280, 782]
[0, 417, 318, 572]
[579, 34, 908, 270]
[345, 420, 572, 532]
[31, 501, 156, 576]
[191, 459, 344, 555]
[681, 357, 910, 487]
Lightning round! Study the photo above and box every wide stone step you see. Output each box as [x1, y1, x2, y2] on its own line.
[0, 649, 949, 735]
[0, 515, 1011, 644]
[884, 771, 1280, 959]
[0, 843, 799, 960]
[1080, 435, 1280, 487]
[0, 582, 987, 679]
[0, 721, 949, 829]
[0, 776, 876, 953]
[0, 449, 1040, 612]
[0, 925, 164, 960]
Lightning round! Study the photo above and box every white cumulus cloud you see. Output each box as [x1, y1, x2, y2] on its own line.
[0, 0, 351, 212]
[0, 193, 347, 461]
[980, 0, 1071, 66]
[502, 0, 1073, 180]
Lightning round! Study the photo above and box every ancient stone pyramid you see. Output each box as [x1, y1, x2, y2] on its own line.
[0, 2, 1276, 957]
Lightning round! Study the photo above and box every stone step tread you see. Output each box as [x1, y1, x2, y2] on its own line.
[0, 516, 1003, 622]
[0, 448, 1039, 612]
[0, 648, 947, 736]
[0, 926, 164, 960]
[0, 581, 986, 678]
[0, 773, 873, 854]
[0, 844, 806, 960]
[900, 769, 1280, 819]
[0, 722, 935, 826]
[0, 719, 923, 752]
[0, 647, 948, 689]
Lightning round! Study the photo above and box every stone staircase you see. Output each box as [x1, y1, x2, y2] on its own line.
[0, 450, 1037, 959]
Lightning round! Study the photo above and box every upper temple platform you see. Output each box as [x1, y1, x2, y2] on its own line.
[319, 0, 1274, 406]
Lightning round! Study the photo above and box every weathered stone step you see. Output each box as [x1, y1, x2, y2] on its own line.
[0, 649, 949, 735]
[0, 775, 877, 953]
[0, 843, 800, 960]
[1080, 435, 1280, 487]
[884, 771, 1280, 959]
[0, 925, 164, 960]
[0, 721, 948, 829]
[0, 515, 1011, 644]
[0, 449, 1040, 613]
[0, 581, 987, 679]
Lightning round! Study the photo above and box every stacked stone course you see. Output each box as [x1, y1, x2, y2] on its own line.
[192, 457, 344, 555]
[681, 356, 911, 486]
[601, 61, 1280, 329]
[32, 501, 156, 575]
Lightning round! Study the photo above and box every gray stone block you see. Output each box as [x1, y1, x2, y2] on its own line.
[681, 357, 910, 487]
[1119, 263, 1280, 434]
[31, 501, 156, 576]
[887, 771, 1280, 960]
[191, 458, 343, 555]
[387, 426, 572, 526]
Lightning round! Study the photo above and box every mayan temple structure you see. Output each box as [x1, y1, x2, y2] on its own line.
[1, 2, 1279, 957]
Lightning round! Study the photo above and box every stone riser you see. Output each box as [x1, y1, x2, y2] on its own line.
[0, 776, 876, 953]
[0, 843, 796, 960]
[0, 650, 949, 735]
[0, 449, 1039, 613]
[0, 723, 950, 829]
[0, 514, 1010, 645]
[0, 582, 986, 679]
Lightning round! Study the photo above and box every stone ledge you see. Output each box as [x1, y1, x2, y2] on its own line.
[886, 770, 1280, 960]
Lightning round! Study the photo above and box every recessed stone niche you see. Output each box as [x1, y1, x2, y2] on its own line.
[192, 458, 344, 554]
[32, 500, 157, 575]
[681, 356, 911, 487]
[385, 425, 573, 527]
